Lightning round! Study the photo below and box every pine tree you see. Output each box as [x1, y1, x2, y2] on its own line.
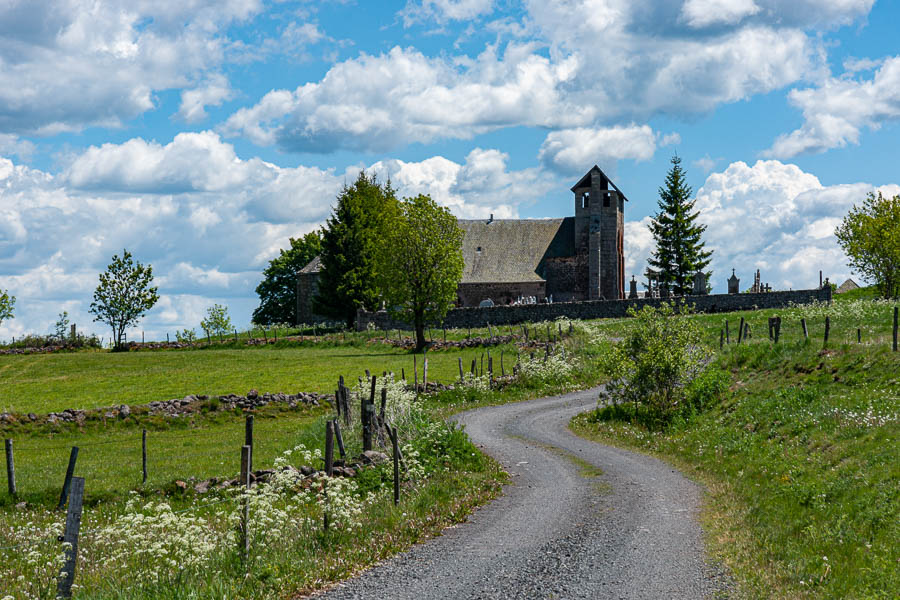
[314, 172, 399, 327]
[648, 155, 712, 295]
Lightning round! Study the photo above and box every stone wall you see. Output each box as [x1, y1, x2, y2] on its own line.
[457, 281, 546, 307]
[356, 287, 832, 331]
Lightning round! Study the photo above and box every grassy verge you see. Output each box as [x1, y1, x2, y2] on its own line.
[571, 297, 899, 600]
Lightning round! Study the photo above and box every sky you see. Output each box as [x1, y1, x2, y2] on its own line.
[1, 0, 899, 341]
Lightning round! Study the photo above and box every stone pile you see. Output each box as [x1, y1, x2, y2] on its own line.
[182, 450, 390, 494]
[148, 390, 324, 416]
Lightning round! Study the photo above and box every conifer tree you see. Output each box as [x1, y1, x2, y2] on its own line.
[314, 172, 399, 327]
[648, 155, 712, 295]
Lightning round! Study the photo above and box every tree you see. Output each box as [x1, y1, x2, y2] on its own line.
[201, 303, 233, 336]
[252, 231, 322, 325]
[315, 172, 399, 328]
[835, 191, 900, 299]
[53, 311, 70, 340]
[375, 194, 464, 351]
[0, 289, 14, 327]
[90, 250, 159, 351]
[648, 155, 712, 296]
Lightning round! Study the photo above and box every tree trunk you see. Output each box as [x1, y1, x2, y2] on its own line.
[415, 322, 426, 352]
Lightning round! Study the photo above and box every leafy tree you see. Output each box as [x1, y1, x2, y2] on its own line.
[201, 303, 233, 336]
[315, 172, 399, 327]
[375, 194, 464, 351]
[0, 289, 14, 327]
[648, 155, 712, 295]
[252, 230, 323, 325]
[53, 311, 70, 340]
[89, 250, 159, 351]
[835, 191, 900, 299]
[176, 328, 197, 343]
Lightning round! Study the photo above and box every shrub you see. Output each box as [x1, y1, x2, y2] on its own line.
[599, 302, 713, 428]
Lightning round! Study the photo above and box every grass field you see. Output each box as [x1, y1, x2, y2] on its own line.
[0, 340, 522, 414]
[573, 292, 899, 599]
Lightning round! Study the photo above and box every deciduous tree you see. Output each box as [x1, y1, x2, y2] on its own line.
[90, 250, 159, 351]
[375, 194, 464, 351]
[252, 231, 322, 325]
[0, 288, 14, 327]
[835, 191, 900, 299]
[201, 303, 233, 336]
[315, 172, 399, 328]
[648, 155, 712, 295]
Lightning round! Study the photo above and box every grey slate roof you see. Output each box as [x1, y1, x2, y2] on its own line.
[296, 217, 576, 284]
[299, 255, 322, 274]
[458, 218, 574, 283]
[836, 278, 860, 294]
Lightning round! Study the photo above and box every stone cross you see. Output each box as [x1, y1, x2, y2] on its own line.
[629, 275, 638, 299]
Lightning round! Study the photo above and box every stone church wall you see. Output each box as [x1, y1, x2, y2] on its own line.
[356, 287, 832, 331]
[457, 281, 546, 307]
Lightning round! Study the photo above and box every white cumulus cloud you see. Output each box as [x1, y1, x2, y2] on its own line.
[765, 55, 900, 158]
[538, 125, 670, 175]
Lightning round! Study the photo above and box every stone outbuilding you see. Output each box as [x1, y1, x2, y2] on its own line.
[295, 165, 627, 323]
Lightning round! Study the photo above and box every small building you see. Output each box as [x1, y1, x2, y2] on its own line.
[295, 166, 627, 323]
[836, 278, 860, 294]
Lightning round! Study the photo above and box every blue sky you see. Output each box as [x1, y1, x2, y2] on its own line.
[1, 0, 899, 340]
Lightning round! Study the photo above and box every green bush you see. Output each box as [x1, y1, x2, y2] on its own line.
[599, 302, 715, 428]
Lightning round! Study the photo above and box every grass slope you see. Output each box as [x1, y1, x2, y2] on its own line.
[573, 294, 899, 599]
[0, 342, 520, 414]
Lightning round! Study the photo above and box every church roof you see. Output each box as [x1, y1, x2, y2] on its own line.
[457, 217, 574, 283]
[299, 255, 321, 274]
[836, 278, 860, 293]
[570, 165, 629, 202]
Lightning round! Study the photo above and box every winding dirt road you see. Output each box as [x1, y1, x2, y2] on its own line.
[314, 386, 729, 599]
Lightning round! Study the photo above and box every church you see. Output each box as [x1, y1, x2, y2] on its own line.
[296, 165, 626, 322]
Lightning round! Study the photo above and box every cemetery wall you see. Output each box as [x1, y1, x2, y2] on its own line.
[356, 287, 833, 331]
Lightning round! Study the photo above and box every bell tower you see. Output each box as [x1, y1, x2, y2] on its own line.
[572, 166, 626, 300]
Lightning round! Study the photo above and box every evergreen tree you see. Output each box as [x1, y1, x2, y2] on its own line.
[252, 231, 322, 325]
[314, 172, 399, 327]
[648, 155, 712, 295]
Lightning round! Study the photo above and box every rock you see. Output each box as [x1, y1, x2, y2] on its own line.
[360, 450, 389, 465]
[337, 466, 356, 478]
[27, 413, 37, 421]
[118, 404, 131, 419]
[15, 501, 28, 511]
[174, 480, 188, 491]
[299, 465, 314, 477]
[247, 389, 259, 400]
[194, 480, 213, 494]
[104, 412, 115, 419]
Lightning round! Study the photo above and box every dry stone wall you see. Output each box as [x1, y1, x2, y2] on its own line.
[357, 287, 833, 331]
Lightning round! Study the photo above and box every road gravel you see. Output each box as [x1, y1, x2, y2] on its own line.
[313, 386, 730, 599]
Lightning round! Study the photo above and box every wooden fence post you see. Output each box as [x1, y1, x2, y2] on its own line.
[391, 426, 400, 506]
[893, 306, 898, 352]
[725, 320, 730, 344]
[142, 429, 148, 484]
[240, 445, 250, 562]
[333, 419, 346, 459]
[470, 358, 476, 376]
[245, 415, 254, 473]
[737, 317, 745, 344]
[5, 439, 15, 497]
[801, 318, 809, 339]
[774, 317, 781, 343]
[57, 447, 79, 511]
[824, 316, 831, 345]
[458, 357, 463, 383]
[56, 476, 84, 599]
[324, 421, 334, 477]
[857, 328, 861, 343]
[423, 349, 428, 390]
[380, 387, 387, 422]
[500, 350, 505, 377]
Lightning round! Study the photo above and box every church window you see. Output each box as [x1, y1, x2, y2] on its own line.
[603, 192, 610, 207]
[476, 246, 482, 253]
[582, 192, 589, 208]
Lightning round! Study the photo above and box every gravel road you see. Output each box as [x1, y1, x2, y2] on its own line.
[313, 386, 729, 599]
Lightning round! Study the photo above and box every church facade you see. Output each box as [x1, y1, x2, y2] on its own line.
[296, 165, 626, 322]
